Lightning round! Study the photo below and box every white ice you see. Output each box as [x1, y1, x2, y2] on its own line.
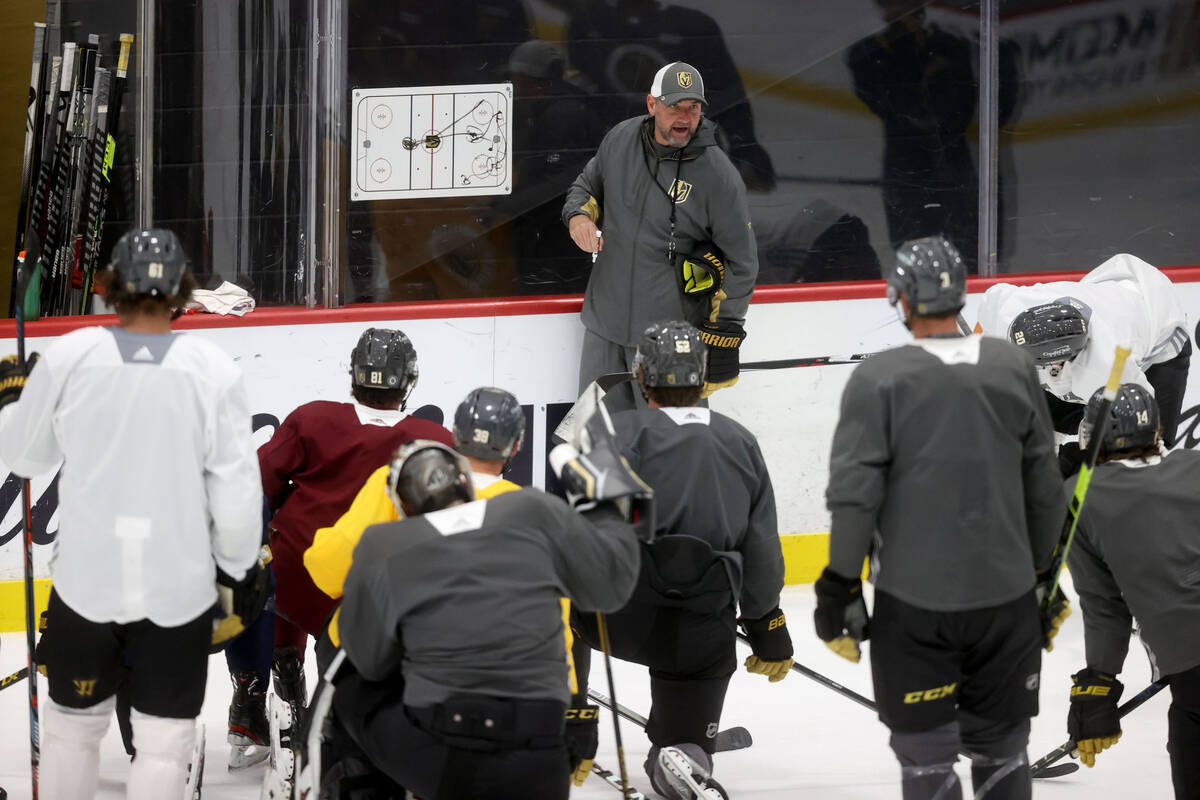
[0, 574, 1173, 799]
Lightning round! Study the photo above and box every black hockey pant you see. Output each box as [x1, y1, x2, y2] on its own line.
[1168, 662, 1200, 800]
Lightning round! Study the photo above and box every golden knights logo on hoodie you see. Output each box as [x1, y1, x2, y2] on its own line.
[670, 179, 693, 204]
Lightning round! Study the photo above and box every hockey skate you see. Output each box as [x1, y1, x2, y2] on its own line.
[184, 723, 206, 800]
[228, 671, 271, 769]
[654, 745, 729, 800]
[260, 691, 297, 800]
[272, 645, 308, 733]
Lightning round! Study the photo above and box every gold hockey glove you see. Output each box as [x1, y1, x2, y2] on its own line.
[1068, 668, 1123, 767]
[740, 608, 793, 682]
[813, 567, 869, 663]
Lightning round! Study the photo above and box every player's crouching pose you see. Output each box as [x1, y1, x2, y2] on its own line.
[0, 229, 267, 800]
[1062, 384, 1200, 799]
[569, 320, 791, 800]
[288, 417, 646, 799]
[817, 237, 1066, 800]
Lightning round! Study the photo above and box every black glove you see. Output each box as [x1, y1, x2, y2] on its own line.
[565, 703, 599, 787]
[813, 567, 869, 663]
[741, 607, 793, 682]
[0, 352, 38, 409]
[1036, 575, 1072, 652]
[697, 320, 745, 397]
[1068, 668, 1123, 767]
[212, 544, 273, 650]
[1057, 441, 1084, 478]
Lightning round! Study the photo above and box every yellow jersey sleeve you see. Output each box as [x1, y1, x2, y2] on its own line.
[304, 464, 399, 600]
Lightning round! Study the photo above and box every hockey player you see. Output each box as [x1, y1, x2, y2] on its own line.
[818, 236, 1066, 800]
[318, 434, 645, 799]
[1062, 383, 1200, 799]
[975, 254, 1191, 470]
[247, 327, 452, 761]
[568, 319, 792, 800]
[0, 229, 266, 800]
[304, 386, 526, 611]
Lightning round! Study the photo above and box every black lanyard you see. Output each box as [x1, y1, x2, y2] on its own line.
[641, 122, 687, 263]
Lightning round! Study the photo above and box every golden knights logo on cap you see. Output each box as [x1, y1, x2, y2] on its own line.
[677, 71, 693, 89]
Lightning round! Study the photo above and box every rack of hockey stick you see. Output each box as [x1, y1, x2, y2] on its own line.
[11, 21, 135, 319]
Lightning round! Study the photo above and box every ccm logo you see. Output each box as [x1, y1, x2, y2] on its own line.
[904, 683, 957, 704]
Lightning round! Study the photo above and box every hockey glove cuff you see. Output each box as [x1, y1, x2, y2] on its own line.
[814, 567, 869, 664]
[565, 703, 600, 786]
[1068, 668, 1123, 767]
[740, 607, 793, 682]
[213, 544, 273, 650]
[1036, 578, 1072, 652]
[698, 320, 744, 394]
[0, 352, 38, 410]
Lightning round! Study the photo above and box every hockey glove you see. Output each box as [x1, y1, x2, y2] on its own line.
[549, 402, 654, 540]
[565, 703, 600, 787]
[740, 607, 794, 682]
[697, 320, 745, 398]
[1068, 668, 1123, 767]
[813, 568, 869, 663]
[0, 352, 38, 410]
[213, 544, 273, 650]
[1036, 576, 1072, 652]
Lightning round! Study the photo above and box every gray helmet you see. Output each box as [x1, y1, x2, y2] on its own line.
[886, 236, 966, 316]
[454, 387, 525, 461]
[109, 228, 188, 297]
[351, 328, 418, 400]
[386, 440, 475, 517]
[1080, 383, 1160, 455]
[1008, 302, 1089, 365]
[634, 321, 707, 388]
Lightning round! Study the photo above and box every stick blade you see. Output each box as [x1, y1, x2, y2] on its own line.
[714, 725, 753, 752]
[1033, 761, 1079, 779]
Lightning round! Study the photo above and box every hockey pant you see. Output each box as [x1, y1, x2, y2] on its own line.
[890, 715, 1030, 800]
[331, 667, 572, 800]
[1146, 339, 1191, 449]
[1167, 662, 1200, 800]
[572, 534, 736, 755]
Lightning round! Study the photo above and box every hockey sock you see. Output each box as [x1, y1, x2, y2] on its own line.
[126, 711, 197, 800]
[41, 696, 114, 800]
[890, 722, 963, 800]
[962, 713, 1030, 800]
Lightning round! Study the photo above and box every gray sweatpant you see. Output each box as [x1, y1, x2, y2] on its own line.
[577, 328, 645, 413]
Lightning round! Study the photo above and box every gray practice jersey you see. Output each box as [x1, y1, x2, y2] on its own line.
[1068, 450, 1200, 677]
[612, 405, 783, 620]
[338, 489, 640, 708]
[826, 334, 1063, 611]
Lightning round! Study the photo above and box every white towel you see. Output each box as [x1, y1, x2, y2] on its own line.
[186, 281, 256, 316]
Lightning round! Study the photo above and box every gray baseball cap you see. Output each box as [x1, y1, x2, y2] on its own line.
[650, 62, 706, 106]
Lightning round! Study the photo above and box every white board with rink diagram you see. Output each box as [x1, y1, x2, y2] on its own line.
[352, 83, 513, 201]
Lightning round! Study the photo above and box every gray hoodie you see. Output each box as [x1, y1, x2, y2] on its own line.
[563, 116, 758, 346]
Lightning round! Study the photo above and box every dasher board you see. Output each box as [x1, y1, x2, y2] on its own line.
[352, 83, 513, 201]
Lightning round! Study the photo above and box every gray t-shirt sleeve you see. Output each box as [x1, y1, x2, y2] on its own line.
[1067, 522, 1133, 675]
[737, 449, 784, 619]
[1021, 362, 1065, 569]
[339, 523, 406, 682]
[826, 366, 889, 579]
[549, 501, 641, 613]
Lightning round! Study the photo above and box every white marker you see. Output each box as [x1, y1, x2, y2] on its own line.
[592, 230, 602, 263]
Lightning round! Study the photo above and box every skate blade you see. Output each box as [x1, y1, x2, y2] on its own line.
[229, 742, 271, 770]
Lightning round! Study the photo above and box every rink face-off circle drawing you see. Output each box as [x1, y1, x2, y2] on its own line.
[352, 83, 512, 201]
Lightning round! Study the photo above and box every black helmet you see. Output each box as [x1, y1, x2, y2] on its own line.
[1008, 302, 1089, 365]
[351, 328, 418, 401]
[454, 387, 525, 461]
[886, 236, 966, 316]
[386, 440, 475, 517]
[634, 320, 707, 388]
[109, 228, 188, 297]
[1080, 383, 1160, 455]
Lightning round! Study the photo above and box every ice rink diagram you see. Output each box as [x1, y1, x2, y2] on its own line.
[352, 83, 512, 201]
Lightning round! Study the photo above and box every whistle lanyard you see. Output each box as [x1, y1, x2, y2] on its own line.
[641, 125, 686, 264]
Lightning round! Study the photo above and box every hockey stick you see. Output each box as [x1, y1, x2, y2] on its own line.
[590, 761, 649, 799]
[732, 633, 1080, 779]
[0, 667, 30, 693]
[1042, 346, 1131, 612]
[9, 23, 48, 317]
[15, 250, 40, 798]
[1029, 680, 1167, 778]
[587, 688, 753, 753]
[596, 612, 634, 798]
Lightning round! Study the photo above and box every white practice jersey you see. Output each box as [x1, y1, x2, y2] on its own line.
[0, 326, 262, 626]
[975, 254, 1190, 403]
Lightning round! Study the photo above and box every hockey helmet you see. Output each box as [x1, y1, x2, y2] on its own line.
[1079, 382, 1160, 455]
[1008, 302, 1089, 365]
[454, 387, 525, 462]
[886, 236, 966, 316]
[351, 328, 418, 398]
[109, 228, 188, 297]
[386, 440, 475, 517]
[634, 320, 707, 388]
